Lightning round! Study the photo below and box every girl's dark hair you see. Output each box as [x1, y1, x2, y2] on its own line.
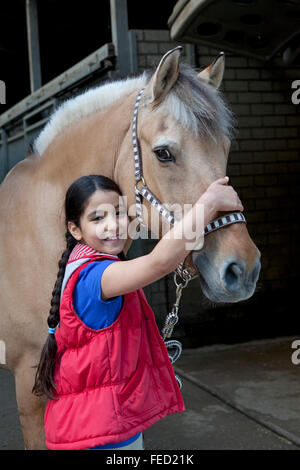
[32, 175, 126, 399]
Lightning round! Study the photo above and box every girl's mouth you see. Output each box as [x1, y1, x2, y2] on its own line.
[104, 237, 121, 243]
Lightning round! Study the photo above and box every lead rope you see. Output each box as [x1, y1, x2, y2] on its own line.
[161, 262, 196, 389]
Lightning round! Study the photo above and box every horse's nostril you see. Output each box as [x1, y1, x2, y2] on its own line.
[224, 262, 243, 291]
[223, 259, 261, 292]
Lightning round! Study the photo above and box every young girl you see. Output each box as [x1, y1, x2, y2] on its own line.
[32, 174, 243, 450]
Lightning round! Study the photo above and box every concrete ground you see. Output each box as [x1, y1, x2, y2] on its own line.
[1, 336, 300, 450]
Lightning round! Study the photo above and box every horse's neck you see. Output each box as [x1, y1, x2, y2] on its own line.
[32, 92, 137, 254]
[37, 92, 137, 186]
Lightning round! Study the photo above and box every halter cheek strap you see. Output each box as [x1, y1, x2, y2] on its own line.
[133, 87, 176, 227]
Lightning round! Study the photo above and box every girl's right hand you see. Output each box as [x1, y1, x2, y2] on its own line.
[200, 176, 244, 214]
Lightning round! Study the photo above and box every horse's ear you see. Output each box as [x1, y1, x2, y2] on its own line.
[146, 46, 182, 106]
[197, 52, 225, 88]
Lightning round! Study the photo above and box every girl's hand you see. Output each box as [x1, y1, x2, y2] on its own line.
[198, 176, 244, 214]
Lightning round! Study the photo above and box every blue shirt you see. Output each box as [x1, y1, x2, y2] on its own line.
[73, 259, 141, 449]
[73, 259, 123, 329]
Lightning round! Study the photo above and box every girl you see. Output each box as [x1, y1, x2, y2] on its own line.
[32, 174, 243, 450]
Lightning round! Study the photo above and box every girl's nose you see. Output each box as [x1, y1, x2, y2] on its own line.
[105, 214, 118, 232]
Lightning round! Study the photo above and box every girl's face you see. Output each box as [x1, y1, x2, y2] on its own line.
[68, 190, 129, 256]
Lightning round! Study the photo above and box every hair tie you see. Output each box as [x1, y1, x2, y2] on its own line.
[48, 327, 56, 335]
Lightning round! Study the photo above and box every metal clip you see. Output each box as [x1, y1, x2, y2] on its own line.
[164, 339, 182, 364]
[162, 311, 179, 339]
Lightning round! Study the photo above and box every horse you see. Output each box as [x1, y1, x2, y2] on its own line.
[0, 47, 261, 449]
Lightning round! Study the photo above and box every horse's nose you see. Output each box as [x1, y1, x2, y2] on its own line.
[222, 258, 261, 292]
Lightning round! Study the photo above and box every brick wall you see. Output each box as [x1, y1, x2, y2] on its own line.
[131, 29, 300, 347]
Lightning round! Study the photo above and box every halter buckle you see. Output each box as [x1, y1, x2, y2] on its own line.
[135, 176, 146, 192]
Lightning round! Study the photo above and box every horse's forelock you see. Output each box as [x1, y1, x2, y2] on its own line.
[153, 63, 236, 144]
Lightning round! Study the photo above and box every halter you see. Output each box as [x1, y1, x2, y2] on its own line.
[132, 87, 246, 388]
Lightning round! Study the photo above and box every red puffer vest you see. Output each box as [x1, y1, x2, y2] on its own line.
[44, 246, 185, 450]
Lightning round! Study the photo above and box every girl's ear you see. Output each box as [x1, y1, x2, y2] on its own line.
[67, 222, 82, 241]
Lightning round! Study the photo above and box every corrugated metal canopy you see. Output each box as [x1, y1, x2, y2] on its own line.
[168, 0, 300, 65]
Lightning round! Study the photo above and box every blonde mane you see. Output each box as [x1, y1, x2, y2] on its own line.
[33, 73, 148, 156]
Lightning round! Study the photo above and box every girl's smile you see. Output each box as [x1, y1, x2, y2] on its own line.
[68, 189, 129, 255]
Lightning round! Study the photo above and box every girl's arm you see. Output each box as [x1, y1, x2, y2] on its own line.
[101, 176, 243, 300]
[101, 194, 213, 299]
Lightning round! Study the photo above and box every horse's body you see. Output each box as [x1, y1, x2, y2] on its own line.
[0, 48, 260, 449]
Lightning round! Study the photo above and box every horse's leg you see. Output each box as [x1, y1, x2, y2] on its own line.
[14, 353, 47, 450]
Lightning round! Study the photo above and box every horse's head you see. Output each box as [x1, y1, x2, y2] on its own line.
[125, 47, 261, 304]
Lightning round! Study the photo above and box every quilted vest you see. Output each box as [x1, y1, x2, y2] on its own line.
[44, 246, 185, 450]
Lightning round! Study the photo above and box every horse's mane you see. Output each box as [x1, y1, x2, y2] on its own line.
[33, 63, 235, 156]
[33, 74, 148, 156]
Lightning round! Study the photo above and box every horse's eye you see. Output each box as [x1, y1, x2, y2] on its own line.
[154, 148, 175, 163]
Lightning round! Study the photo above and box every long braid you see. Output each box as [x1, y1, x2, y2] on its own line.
[48, 231, 77, 329]
[32, 230, 77, 399]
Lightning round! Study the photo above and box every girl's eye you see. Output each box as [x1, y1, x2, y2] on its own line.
[94, 211, 125, 221]
[154, 148, 175, 163]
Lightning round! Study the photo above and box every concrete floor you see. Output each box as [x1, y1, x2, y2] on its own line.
[1, 336, 299, 450]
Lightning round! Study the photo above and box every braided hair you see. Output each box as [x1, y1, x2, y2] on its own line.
[32, 175, 126, 399]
